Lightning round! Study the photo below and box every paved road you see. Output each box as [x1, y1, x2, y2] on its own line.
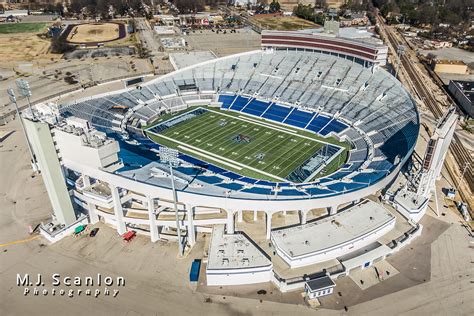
[134, 18, 163, 55]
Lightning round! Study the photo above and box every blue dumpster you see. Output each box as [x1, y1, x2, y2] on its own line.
[190, 259, 201, 282]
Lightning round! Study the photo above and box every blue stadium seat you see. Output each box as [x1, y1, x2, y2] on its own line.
[229, 96, 251, 111]
[326, 181, 366, 193]
[196, 175, 223, 184]
[241, 187, 273, 195]
[216, 182, 244, 191]
[319, 119, 348, 136]
[218, 95, 237, 109]
[277, 189, 307, 196]
[261, 103, 292, 122]
[283, 109, 315, 128]
[241, 99, 271, 117]
[305, 187, 335, 196]
[306, 115, 331, 133]
[351, 171, 387, 184]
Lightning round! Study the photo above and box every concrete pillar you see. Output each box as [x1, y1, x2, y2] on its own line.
[237, 210, 243, 222]
[87, 202, 99, 224]
[300, 210, 307, 225]
[111, 184, 126, 234]
[266, 212, 272, 240]
[253, 210, 258, 221]
[226, 210, 234, 234]
[186, 204, 195, 246]
[147, 196, 159, 242]
[328, 205, 338, 216]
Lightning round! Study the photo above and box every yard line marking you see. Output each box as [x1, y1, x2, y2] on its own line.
[148, 131, 286, 181]
[177, 145, 243, 170]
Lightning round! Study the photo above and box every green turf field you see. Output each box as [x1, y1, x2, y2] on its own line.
[146, 107, 348, 182]
[0, 22, 50, 34]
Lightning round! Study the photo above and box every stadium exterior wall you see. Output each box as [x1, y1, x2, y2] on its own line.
[206, 265, 273, 286]
[261, 30, 388, 66]
[63, 156, 406, 214]
[271, 217, 396, 268]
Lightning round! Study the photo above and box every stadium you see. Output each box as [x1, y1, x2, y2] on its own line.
[27, 46, 422, 289]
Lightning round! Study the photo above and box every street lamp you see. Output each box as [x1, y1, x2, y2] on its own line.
[15, 79, 35, 120]
[159, 146, 183, 256]
[7, 88, 38, 171]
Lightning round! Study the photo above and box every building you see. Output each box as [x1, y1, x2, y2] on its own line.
[271, 201, 396, 268]
[340, 12, 369, 27]
[433, 60, 468, 74]
[261, 27, 388, 66]
[391, 107, 458, 222]
[154, 25, 175, 35]
[448, 80, 473, 118]
[0, 10, 29, 18]
[206, 226, 273, 286]
[304, 276, 336, 299]
[24, 48, 422, 289]
[424, 40, 453, 49]
[232, 0, 258, 6]
[153, 15, 179, 26]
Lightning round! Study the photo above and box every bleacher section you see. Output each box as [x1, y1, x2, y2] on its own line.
[60, 50, 419, 199]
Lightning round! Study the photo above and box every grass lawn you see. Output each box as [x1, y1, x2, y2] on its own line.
[0, 22, 50, 34]
[145, 107, 348, 182]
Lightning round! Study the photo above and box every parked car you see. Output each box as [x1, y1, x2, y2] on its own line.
[122, 231, 136, 242]
[89, 228, 99, 237]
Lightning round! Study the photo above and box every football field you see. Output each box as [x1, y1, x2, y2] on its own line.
[146, 108, 345, 181]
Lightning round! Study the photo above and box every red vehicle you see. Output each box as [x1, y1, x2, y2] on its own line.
[122, 231, 136, 242]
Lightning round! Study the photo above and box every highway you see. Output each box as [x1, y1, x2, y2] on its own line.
[376, 15, 473, 199]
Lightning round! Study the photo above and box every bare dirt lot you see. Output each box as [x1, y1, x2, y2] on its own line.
[0, 34, 59, 62]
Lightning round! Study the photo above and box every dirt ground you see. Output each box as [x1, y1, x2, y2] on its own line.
[0, 34, 60, 62]
[67, 23, 121, 43]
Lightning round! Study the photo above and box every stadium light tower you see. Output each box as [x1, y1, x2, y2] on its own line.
[7, 88, 38, 171]
[15, 79, 35, 120]
[159, 146, 183, 257]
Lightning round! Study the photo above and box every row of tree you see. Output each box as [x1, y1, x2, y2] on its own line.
[293, 3, 325, 25]
[65, 0, 153, 18]
[374, 0, 471, 26]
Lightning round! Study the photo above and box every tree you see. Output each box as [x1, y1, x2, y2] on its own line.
[269, 1, 280, 13]
[173, 0, 205, 14]
[51, 35, 74, 54]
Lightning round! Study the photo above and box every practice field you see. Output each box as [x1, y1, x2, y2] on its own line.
[0, 22, 49, 34]
[146, 108, 346, 182]
[66, 22, 124, 44]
